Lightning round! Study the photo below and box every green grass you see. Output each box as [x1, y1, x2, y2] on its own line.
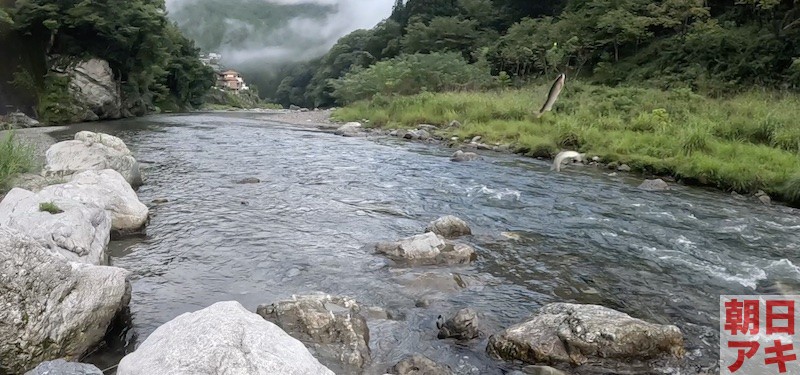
[331, 81, 800, 205]
[0, 131, 34, 190]
[38, 201, 63, 214]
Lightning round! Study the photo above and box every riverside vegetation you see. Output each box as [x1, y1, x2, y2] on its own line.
[268, 0, 800, 206]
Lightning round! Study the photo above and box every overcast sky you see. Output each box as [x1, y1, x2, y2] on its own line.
[165, 0, 395, 67]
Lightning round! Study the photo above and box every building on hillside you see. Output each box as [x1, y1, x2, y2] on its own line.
[216, 69, 250, 93]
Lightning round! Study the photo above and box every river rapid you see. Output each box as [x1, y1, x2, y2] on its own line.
[49, 112, 800, 374]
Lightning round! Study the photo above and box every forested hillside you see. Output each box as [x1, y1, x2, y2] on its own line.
[1, 0, 213, 121]
[274, 0, 800, 108]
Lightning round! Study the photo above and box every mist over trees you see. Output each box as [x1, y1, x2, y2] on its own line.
[270, 0, 800, 109]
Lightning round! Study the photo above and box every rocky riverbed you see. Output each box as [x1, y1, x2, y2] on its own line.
[6, 110, 790, 374]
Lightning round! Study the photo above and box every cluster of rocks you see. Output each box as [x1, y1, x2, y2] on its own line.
[375, 215, 477, 266]
[0, 131, 147, 374]
[0, 111, 43, 129]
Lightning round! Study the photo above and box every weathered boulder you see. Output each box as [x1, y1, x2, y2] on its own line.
[24, 359, 104, 375]
[334, 122, 362, 137]
[0, 227, 131, 375]
[4, 111, 42, 128]
[387, 354, 454, 375]
[8, 173, 69, 193]
[403, 129, 431, 140]
[486, 303, 685, 367]
[38, 169, 148, 233]
[256, 293, 370, 372]
[44, 137, 142, 188]
[637, 178, 670, 191]
[375, 232, 477, 265]
[425, 215, 472, 239]
[116, 301, 335, 375]
[0, 187, 111, 265]
[68, 59, 122, 121]
[74, 131, 130, 154]
[451, 150, 480, 162]
[437, 308, 481, 341]
[756, 190, 772, 205]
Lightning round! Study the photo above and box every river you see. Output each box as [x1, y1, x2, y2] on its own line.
[48, 112, 800, 374]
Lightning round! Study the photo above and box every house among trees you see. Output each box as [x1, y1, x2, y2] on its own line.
[215, 69, 249, 93]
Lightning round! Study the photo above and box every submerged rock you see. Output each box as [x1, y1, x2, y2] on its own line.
[756, 190, 772, 205]
[637, 178, 670, 191]
[24, 359, 104, 375]
[425, 215, 472, 239]
[451, 150, 480, 162]
[0, 227, 130, 374]
[375, 232, 477, 265]
[39, 169, 148, 233]
[437, 308, 481, 341]
[234, 177, 261, 184]
[257, 293, 370, 372]
[486, 303, 685, 367]
[44, 134, 142, 188]
[334, 122, 362, 137]
[0, 187, 111, 265]
[116, 301, 335, 375]
[387, 354, 454, 375]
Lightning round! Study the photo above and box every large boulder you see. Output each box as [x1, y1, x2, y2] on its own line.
[44, 133, 142, 187]
[68, 59, 122, 120]
[256, 294, 370, 373]
[24, 359, 104, 375]
[3, 111, 42, 128]
[375, 232, 477, 265]
[39, 169, 148, 233]
[116, 301, 335, 375]
[0, 188, 111, 265]
[334, 122, 363, 137]
[0, 226, 131, 375]
[74, 131, 130, 154]
[425, 215, 472, 239]
[486, 303, 685, 367]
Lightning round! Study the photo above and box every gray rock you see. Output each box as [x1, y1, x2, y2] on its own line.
[437, 308, 480, 341]
[290, 104, 301, 110]
[403, 129, 431, 140]
[387, 354, 454, 375]
[235, 177, 261, 184]
[4, 111, 42, 128]
[0, 227, 131, 374]
[448, 120, 462, 128]
[418, 124, 438, 131]
[68, 59, 122, 120]
[617, 164, 631, 172]
[756, 190, 772, 205]
[476, 143, 492, 150]
[425, 215, 472, 239]
[389, 130, 399, 137]
[591, 156, 601, 162]
[74, 131, 130, 154]
[522, 365, 567, 375]
[637, 178, 670, 191]
[334, 122, 362, 137]
[375, 232, 477, 265]
[116, 301, 334, 375]
[44, 138, 143, 188]
[471, 136, 482, 143]
[24, 359, 103, 375]
[486, 303, 685, 367]
[451, 150, 480, 162]
[40, 169, 148, 233]
[8, 173, 69, 193]
[257, 293, 370, 372]
[0, 187, 111, 265]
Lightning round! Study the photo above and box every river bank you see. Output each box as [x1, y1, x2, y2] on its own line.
[329, 82, 800, 208]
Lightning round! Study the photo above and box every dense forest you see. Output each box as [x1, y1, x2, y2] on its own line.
[0, 0, 213, 121]
[271, 0, 800, 109]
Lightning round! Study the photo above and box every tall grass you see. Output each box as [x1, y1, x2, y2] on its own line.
[332, 81, 800, 205]
[0, 131, 34, 190]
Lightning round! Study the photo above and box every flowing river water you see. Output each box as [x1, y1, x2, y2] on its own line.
[47, 112, 800, 374]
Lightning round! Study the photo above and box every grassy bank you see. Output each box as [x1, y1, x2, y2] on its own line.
[0, 131, 34, 190]
[331, 81, 800, 205]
